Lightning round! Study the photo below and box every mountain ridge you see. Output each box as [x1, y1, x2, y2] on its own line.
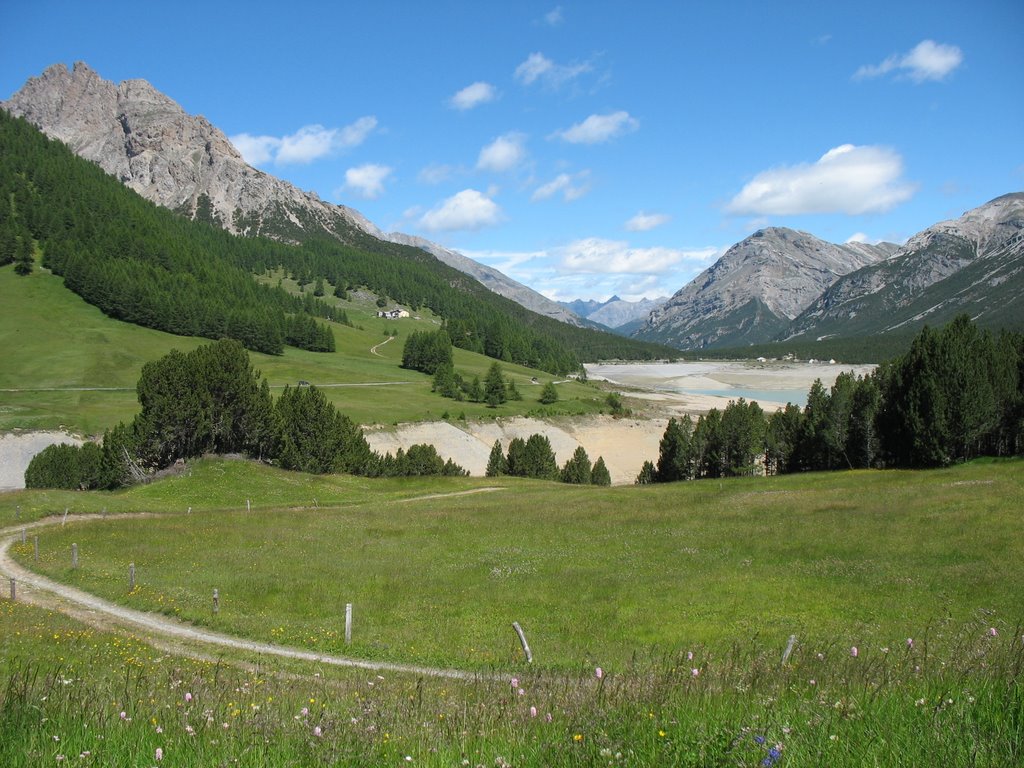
[1, 61, 582, 326]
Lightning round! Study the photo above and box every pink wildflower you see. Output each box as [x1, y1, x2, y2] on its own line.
[595, 667, 603, 680]
[988, 627, 998, 637]
[301, 707, 309, 717]
[155, 747, 163, 761]
[530, 706, 537, 718]
[119, 711, 127, 721]
[517, 688, 525, 696]
[686, 651, 693, 661]
[546, 712, 553, 722]
[184, 692, 193, 703]
[906, 638, 913, 649]
[809, 679, 816, 686]
[691, 668, 700, 677]
[313, 725, 322, 737]
[510, 677, 519, 688]
[850, 646, 859, 658]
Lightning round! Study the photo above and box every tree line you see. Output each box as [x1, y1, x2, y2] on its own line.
[485, 436, 611, 485]
[638, 315, 1024, 484]
[25, 340, 464, 489]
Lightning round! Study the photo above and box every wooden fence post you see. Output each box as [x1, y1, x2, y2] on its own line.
[71, 543, 78, 569]
[21, 528, 26, 544]
[246, 499, 251, 513]
[33, 536, 38, 561]
[512, 621, 533, 664]
[213, 588, 220, 614]
[63, 508, 69, 526]
[781, 634, 797, 666]
[345, 603, 353, 644]
[129, 563, 136, 591]
[8, 578, 14, 601]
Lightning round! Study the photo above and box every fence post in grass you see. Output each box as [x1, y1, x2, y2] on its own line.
[63, 508, 69, 526]
[246, 499, 251, 513]
[33, 536, 38, 561]
[187, 507, 192, 515]
[129, 563, 135, 591]
[512, 621, 533, 664]
[9, 578, 14, 601]
[102, 507, 106, 519]
[213, 588, 219, 614]
[345, 603, 353, 644]
[21, 528, 26, 544]
[71, 543, 78, 569]
[781, 634, 797, 666]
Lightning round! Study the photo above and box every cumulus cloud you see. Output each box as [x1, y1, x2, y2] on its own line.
[419, 189, 503, 232]
[726, 144, 917, 216]
[342, 164, 392, 199]
[854, 40, 963, 83]
[554, 111, 639, 144]
[477, 132, 528, 173]
[230, 134, 280, 165]
[544, 6, 563, 26]
[230, 117, 377, 166]
[560, 238, 718, 274]
[449, 81, 497, 110]
[531, 172, 590, 202]
[514, 52, 591, 87]
[625, 211, 671, 232]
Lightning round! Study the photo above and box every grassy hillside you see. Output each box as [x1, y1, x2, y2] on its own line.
[0, 263, 610, 434]
[8, 457, 1022, 670]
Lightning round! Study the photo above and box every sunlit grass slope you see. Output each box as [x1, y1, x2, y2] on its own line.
[0, 264, 607, 433]
[10, 457, 1023, 672]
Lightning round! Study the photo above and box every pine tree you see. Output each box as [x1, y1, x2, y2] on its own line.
[655, 416, 693, 482]
[560, 446, 592, 484]
[591, 456, 611, 486]
[485, 440, 507, 477]
[485, 362, 507, 407]
[635, 460, 656, 484]
[539, 381, 559, 404]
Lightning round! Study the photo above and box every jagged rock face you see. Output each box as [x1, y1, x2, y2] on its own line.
[2, 61, 583, 324]
[559, 295, 668, 329]
[788, 193, 1024, 339]
[637, 228, 896, 349]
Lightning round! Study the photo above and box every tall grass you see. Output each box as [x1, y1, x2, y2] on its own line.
[1, 601, 1020, 766]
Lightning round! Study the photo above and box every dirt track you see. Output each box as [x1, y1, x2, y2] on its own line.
[0, 510, 499, 680]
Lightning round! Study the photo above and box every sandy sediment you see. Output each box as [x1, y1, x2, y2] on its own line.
[0, 431, 84, 490]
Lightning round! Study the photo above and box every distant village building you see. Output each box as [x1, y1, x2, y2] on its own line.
[377, 308, 410, 319]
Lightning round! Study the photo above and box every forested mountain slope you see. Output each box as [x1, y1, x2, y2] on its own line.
[0, 111, 676, 370]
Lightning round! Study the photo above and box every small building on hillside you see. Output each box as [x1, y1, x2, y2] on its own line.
[377, 308, 410, 319]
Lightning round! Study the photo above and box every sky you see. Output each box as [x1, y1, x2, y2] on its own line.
[2, 1, 1022, 303]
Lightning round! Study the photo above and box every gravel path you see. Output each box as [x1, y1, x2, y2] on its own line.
[0, 513, 494, 680]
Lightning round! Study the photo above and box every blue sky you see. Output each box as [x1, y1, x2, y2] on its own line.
[2, 1, 1022, 302]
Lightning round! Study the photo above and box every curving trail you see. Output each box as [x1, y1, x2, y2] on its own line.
[369, 335, 395, 357]
[0, 494, 506, 680]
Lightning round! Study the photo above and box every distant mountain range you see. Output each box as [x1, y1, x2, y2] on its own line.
[635, 194, 1023, 348]
[6, 62, 1021, 355]
[559, 295, 669, 331]
[2, 62, 582, 327]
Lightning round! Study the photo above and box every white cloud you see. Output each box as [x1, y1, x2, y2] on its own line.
[477, 132, 528, 173]
[531, 171, 590, 202]
[726, 144, 917, 216]
[544, 6, 563, 26]
[514, 52, 591, 87]
[449, 81, 497, 110]
[419, 189, 503, 232]
[854, 40, 963, 83]
[418, 163, 456, 185]
[554, 111, 639, 144]
[625, 211, 671, 232]
[560, 238, 718, 274]
[342, 164, 392, 199]
[230, 133, 280, 165]
[229, 117, 377, 166]
[846, 232, 870, 244]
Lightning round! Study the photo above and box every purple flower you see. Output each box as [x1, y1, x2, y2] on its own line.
[754, 735, 766, 744]
[988, 627, 998, 637]
[155, 747, 163, 762]
[530, 706, 537, 718]
[595, 667, 603, 680]
[850, 646, 859, 658]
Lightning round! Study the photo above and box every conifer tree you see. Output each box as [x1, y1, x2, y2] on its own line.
[591, 456, 611, 486]
[485, 439, 507, 477]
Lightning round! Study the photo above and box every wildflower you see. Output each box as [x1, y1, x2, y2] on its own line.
[906, 638, 913, 649]
[301, 707, 309, 717]
[517, 688, 525, 696]
[313, 725, 322, 737]
[595, 666, 603, 679]
[816, 652, 824, 660]
[510, 677, 519, 688]
[988, 627, 998, 637]
[850, 646, 858, 658]
[881, 647, 889, 654]
[686, 651, 694, 661]
[809, 679, 816, 686]
[155, 747, 163, 762]
[185, 725, 195, 736]
[530, 706, 537, 718]
[119, 711, 127, 721]
[573, 734, 583, 742]
[184, 692, 193, 703]
[754, 735, 766, 745]
[155, 726, 163, 734]
[405, 757, 413, 763]
[691, 668, 700, 677]
[546, 712, 553, 723]
[54, 756, 65, 763]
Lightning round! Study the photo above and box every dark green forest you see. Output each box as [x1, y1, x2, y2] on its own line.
[0, 111, 678, 372]
[640, 316, 1024, 483]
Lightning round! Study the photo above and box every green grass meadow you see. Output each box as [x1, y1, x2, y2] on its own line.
[0, 264, 607, 434]
[2, 458, 1023, 766]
